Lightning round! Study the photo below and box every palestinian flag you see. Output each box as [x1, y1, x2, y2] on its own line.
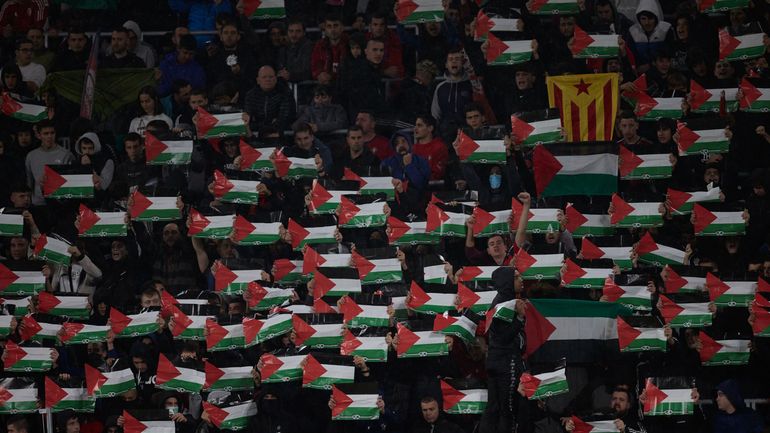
[738, 78, 770, 113]
[456, 284, 497, 314]
[527, 0, 579, 14]
[18, 316, 58, 343]
[619, 146, 672, 180]
[0, 93, 46, 122]
[564, 205, 614, 237]
[128, 192, 180, 222]
[617, 316, 666, 353]
[242, 0, 285, 18]
[168, 306, 210, 340]
[658, 295, 712, 328]
[643, 379, 695, 416]
[688, 81, 739, 113]
[570, 26, 619, 58]
[424, 264, 448, 284]
[1, 297, 31, 316]
[231, 216, 281, 245]
[0, 386, 37, 414]
[634, 93, 684, 120]
[534, 143, 618, 197]
[110, 309, 159, 338]
[0, 214, 23, 237]
[603, 278, 651, 311]
[0, 315, 13, 335]
[433, 313, 477, 342]
[271, 150, 317, 178]
[0, 263, 45, 295]
[458, 266, 499, 283]
[579, 238, 632, 269]
[292, 315, 343, 348]
[519, 368, 569, 400]
[85, 365, 135, 397]
[707, 273, 755, 307]
[719, 29, 766, 61]
[3, 341, 52, 371]
[395, 0, 443, 24]
[699, 0, 749, 12]
[751, 304, 770, 337]
[340, 329, 388, 362]
[312, 267, 362, 298]
[45, 378, 94, 412]
[258, 353, 304, 383]
[675, 121, 730, 155]
[302, 247, 351, 274]
[474, 11, 520, 40]
[195, 108, 247, 138]
[155, 353, 205, 393]
[396, 323, 449, 358]
[524, 299, 631, 363]
[387, 217, 436, 245]
[339, 296, 390, 327]
[515, 250, 563, 280]
[485, 34, 533, 66]
[698, 332, 750, 366]
[59, 322, 109, 345]
[214, 264, 263, 296]
[485, 299, 521, 327]
[272, 259, 306, 284]
[287, 219, 336, 250]
[569, 417, 617, 433]
[211, 170, 260, 204]
[242, 314, 293, 345]
[635, 233, 685, 267]
[692, 204, 745, 236]
[343, 169, 396, 198]
[202, 401, 257, 431]
[33, 234, 71, 266]
[121, 411, 175, 433]
[187, 210, 233, 239]
[246, 282, 293, 311]
[454, 130, 506, 163]
[302, 355, 355, 390]
[510, 115, 562, 147]
[238, 142, 274, 171]
[42, 166, 93, 199]
[561, 259, 612, 289]
[309, 180, 354, 214]
[441, 379, 488, 414]
[204, 362, 253, 392]
[206, 319, 248, 351]
[77, 204, 127, 237]
[667, 187, 721, 215]
[426, 204, 467, 237]
[352, 251, 401, 285]
[144, 133, 192, 165]
[338, 198, 387, 228]
[331, 383, 380, 421]
[407, 281, 456, 315]
[512, 199, 560, 234]
[663, 266, 706, 293]
[610, 194, 662, 228]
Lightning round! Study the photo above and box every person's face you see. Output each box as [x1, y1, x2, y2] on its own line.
[294, 131, 314, 150]
[68, 33, 87, 52]
[421, 401, 440, 423]
[269, 27, 284, 46]
[163, 224, 181, 247]
[141, 293, 160, 308]
[704, 168, 720, 184]
[676, 18, 689, 40]
[352, 16, 366, 31]
[639, 15, 656, 32]
[287, 23, 304, 44]
[6, 425, 25, 433]
[725, 237, 739, 254]
[177, 48, 195, 65]
[10, 191, 31, 208]
[654, 57, 671, 74]
[446, 52, 463, 76]
[355, 113, 375, 133]
[313, 93, 331, 106]
[80, 140, 95, 156]
[350, 43, 362, 58]
[173, 27, 190, 47]
[693, 62, 707, 77]
[132, 356, 148, 372]
[220, 25, 240, 48]
[228, 301, 243, 315]
[189, 94, 207, 110]
[9, 237, 28, 259]
[596, 4, 614, 23]
[124, 139, 143, 162]
[370, 17, 386, 37]
[111, 31, 128, 54]
[611, 391, 630, 414]
[324, 20, 343, 41]
[16, 42, 33, 65]
[414, 118, 433, 141]
[425, 22, 441, 36]
[606, 59, 621, 73]
[66, 418, 80, 433]
[559, 17, 575, 37]
[657, 127, 672, 143]
[27, 28, 44, 49]
[395, 136, 409, 154]
[139, 93, 155, 115]
[37, 127, 56, 148]
[223, 141, 238, 157]
[347, 130, 364, 151]
[619, 118, 638, 139]
[127, 30, 138, 50]
[3, 73, 18, 89]
[165, 397, 179, 410]
[17, 130, 32, 147]
[753, 185, 766, 197]
[257, 67, 277, 91]
[515, 71, 534, 90]
[445, 8, 460, 25]
[730, 9, 746, 25]
[715, 61, 733, 79]
[486, 235, 506, 258]
[716, 390, 734, 412]
[465, 110, 484, 129]
[365, 41, 385, 65]
[217, 239, 234, 257]
[111, 241, 129, 261]
[175, 84, 192, 104]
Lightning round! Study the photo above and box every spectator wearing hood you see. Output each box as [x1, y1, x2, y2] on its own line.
[381, 129, 430, 194]
[712, 379, 763, 433]
[75, 132, 114, 192]
[627, 0, 674, 71]
[432, 49, 473, 141]
[151, 222, 199, 295]
[122, 20, 157, 67]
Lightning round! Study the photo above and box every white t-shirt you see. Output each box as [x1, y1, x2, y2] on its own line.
[128, 113, 174, 135]
[18, 62, 46, 87]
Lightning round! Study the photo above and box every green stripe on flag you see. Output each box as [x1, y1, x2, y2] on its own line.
[543, 174, 617, 197]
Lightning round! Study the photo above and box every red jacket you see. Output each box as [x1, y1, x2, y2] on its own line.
[310, 35, 349, 81]
[365, 135, 394, 160]
[412, 137, 448, 180]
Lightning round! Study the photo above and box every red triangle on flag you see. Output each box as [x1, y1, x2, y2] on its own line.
[610, 194, 634, 225]
[0, 387, 12, 407]
[2, 341, 28, 369]
[312, 271, 336, 299]
[560, 258, 586, 285]
[212, 170, 234, 198]
[187, 209, 211, 236]
[331, 385, 353, 418]
[634, 91, 660, 117]
[205, 318, 229, 349]
[485, 33, 509, 63]
[310, 181, 333, 211]
[258, 353, 284, 381]
[425, 204, 450, 234]
[339, 296, 364, 323]
[214, 263, 238, 292]
[287, 218, 310, 249]
[231, 215, 256, 244]
[42, 166, 67, 197]
[658, 295, 685, 325]
[692, 204, 717, 234]
[519, 372, 542, 398]
[77, 204, 100, 234]
[272, 259, 296, 282]
[271, 149, 292, 178]
[338, 196, 361, 226]
[751, 305, 770, 334]
[109, 308, 131, 335]
[243, 317, 264, 345]
[511, 198, 534, 230]
[643, 379, 669, 413]
[515, 249, 536, 274]
[433, 313, 458, 332]
[429, 194, 444, 205]
[579, 238, 605, 260]
[455, 130, 480, 161]
[342, 167, 364, 184]
[570, 416, 596, 433]
[44, 377, 68, 408]
[19, 316, 42, 342]
[676, 121, 702, 154]
[564, 204, 588, 234]
[475, 10, 494, 37]
[439, 380, 465, 411]
[635, 232, 659, 256]
[202, 401, 229, 428]
[144, 132, 169, 163]
[754, 292, 770, 308]
[386, 217, 410, 243]
[292, 315, 316, 345]
[0, 93, 22, 116]
[85, 364, 107, 396]
[169, 305, 192, 337]
[617, 317, 643, 351]
[524, 301, 557, 358]
[510, 115, 535, 144]
[697, 331, 723, 363]
[128, 190, 152, 219]
[602, 277, 625, 302]
[394, 0, 419, 21]
[340, 329, 362, 355]
[759, 277, 770, 294]
[59, 322, 85, 343]
[718, 28, 741, 61]
[352, 251, 376, 278]
[618, 146, 643, 178]
[396, 322, 420, 355]
[663, 266, 687, 294]
[0, 263, 19, 290]
[570, 26, 595, 55]
[406, 281, 430, 309]
[302, 354, 328, 385]
[313, 298, 337, 314]
[458, 267, 482, 282]
[123, 411, 150, 433]
[687, 81, 712, 111]
[698, 0, 717, 11]
[533, 145, 563, 196]
[246, 281, 268, 309]
[32, 234, 49, 256]
[195, 107, 219, 137]
[456, 283, 480, 309]
[239, 139, 262, 169]
[472, 207, 496, 236]
[37, 291, 61, 313]
[739, 78, 762, 109]
[483, 305, 496, 334]
[706, 272, 730, 302]
[155, 353, 182, 385]
[528, 0, 549, 12]
[666, 188, 692, 212]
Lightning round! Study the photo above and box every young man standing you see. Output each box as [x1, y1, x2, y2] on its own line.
[25, 119, 74, 206]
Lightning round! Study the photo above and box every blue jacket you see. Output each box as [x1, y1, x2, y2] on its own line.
[169, 0, 233, 46]
[713, 380, 764, 433]
[158, 52, 206, 96]
[380, 129, 430, 192]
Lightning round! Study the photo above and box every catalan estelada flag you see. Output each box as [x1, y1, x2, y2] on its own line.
[546, 73, 619, 141]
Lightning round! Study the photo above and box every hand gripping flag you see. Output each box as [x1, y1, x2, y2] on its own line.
[609, 194, 663, 228]
[0, 262, 45, 295]
[292, 314, 344, 348]
[511, 199, 561, 234]
[485, 33, 533, 66]
[85, 364, 135, 397]
[510, 115, 563, 147]
[560, 258, 613, 289]
[246, 282, 293, 311]
[0, 385, 38, 414]
[33, 234, 72, 266]
[474, 11, 520, 40]
[533, 142, 618, 197]
[602, 278, 652, 311]
[187, 209, 234, 239]
[155, 353, 205, 393]
[617, 316, 666, 353]
[579, 238, 633, 269]
[128, 191, 180, 222]
[395, 0, 443, 24]
[0, 213, 23, 237]
[406, 281, 457, 315]
[242, 0, 285, 19]
[454, 130, 506, 164]
[3, 341, 53, 372]
[547, 74, 619, 141]
[211, 170, 260, 204]
[658, 295, 712, 328]
[1, 93, 46, 122]
[339, 295, 390, 328]
[426, 203, 467, 237]
[287, 218, 337, 250]
[619, 146, 672, 180]
[231, 216, 281, 246]
[77, 204, 127, 237]
[663, 265, 707, 293]
[387, 217, 436, 245]
[121, 411, 175, 433]
[258, 353, 304, 383]
[519, 367, 569, 400]
[515, 249, 563, 280]
[433, 313, 477, 342]
[569, 416, 618, 433]
[441, 379, 488, 414]
[688, 80, 739, 113]
[204, 361, 254, 391]
[338, 197, 388, 228]
[635, 232, 685, 267]
[309, 180, 357, 214]
[719, 29, 766, 61]
[738, 78, 770, 112]
[271, 149, 317, 178]
[667, 186, 721, 215]
[570, 26, 619, 58]
[343, 169, 396, 198]
[340, 328, 389, 362]
[43, 165, 93, 200]
[707, 272, 756, 307]
[527, 0, 579, 14]
[675, 121, 730, 156]
[168, 305, 211, 340]
[331, 383, 380, 421]
[214, 263, 264, 296]
[302, 354, 355, 390]
[643, 378, 695, 416]
[45, 377, 94, 413]
[144, 132, 192, 165]
[202, 401, 258, 431]
[195, 107, 247, 138]
[698, 331, 750, 366]
[564, 205, 613, 237]
[59, 322, 109, 345]
[456, 283, 497, 314]
[692, 204, 745, 236]
[699, 0, 749, 12]
[238, 142, 274, 171]
[110, 309, 159, 338]
[396, 322, 449, 358]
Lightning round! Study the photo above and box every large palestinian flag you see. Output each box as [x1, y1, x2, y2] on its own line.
[387, 217, 436, 245]
[45, 377, 95, 412]
[0, 262, 45, 295]
[42, 165, 93, 200]
[340, 328, 389, 362]
[534, 143, 617, 197]
[231, 216, 281, 246]
[302, 354, 355, 390]
[3, 341, 53, 372]
[195, 107, 247, 138]
[564, 205, 614, 237]
[658, 295, 712, 328]
[609, 194, 662, 228]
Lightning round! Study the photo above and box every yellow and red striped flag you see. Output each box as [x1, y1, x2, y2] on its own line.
[546, 73, 619, 142]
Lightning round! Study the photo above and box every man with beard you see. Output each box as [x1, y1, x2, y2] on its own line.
[151, 222, 198, 295]
[381, 129, 430, 194]
[563, 387, 646, 433]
